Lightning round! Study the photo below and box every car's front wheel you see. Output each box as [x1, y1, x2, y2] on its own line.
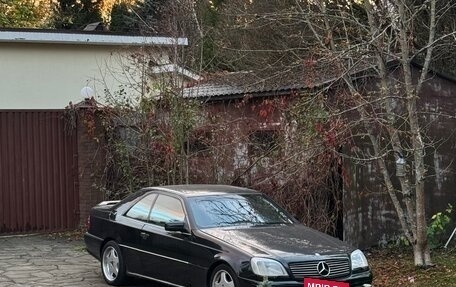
[101, 241, 127, 286]
[210, 264, 240, 287]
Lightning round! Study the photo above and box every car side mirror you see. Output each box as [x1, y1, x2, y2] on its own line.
[164, 222, 188, 233]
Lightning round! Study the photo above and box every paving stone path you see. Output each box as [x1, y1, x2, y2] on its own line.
[0, 234, 160, 287]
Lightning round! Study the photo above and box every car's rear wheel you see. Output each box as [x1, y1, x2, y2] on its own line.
[101, 241, 127, 286]
[210, 264, 240, 287]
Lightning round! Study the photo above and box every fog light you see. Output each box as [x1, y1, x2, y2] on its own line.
[363, 284, 372, 287]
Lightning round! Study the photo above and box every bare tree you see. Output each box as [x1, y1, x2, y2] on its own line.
[337, 0, 452, 267]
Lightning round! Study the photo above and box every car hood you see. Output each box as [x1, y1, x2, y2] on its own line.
[201, 224, 352, 260]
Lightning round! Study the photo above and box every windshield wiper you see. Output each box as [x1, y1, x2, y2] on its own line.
[229, 220, 255, 226]
[252, 221, 287, 227]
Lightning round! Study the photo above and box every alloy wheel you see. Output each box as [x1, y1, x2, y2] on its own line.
[102, 246, 119, 282]
[211, 269, 235, 287]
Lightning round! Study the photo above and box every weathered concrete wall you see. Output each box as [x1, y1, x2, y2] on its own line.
[344, 69, 456, 248]
[188, 97, 287, 185]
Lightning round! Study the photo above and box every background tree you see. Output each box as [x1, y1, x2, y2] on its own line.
[415, 1, 456, 78]
[109, 1, 136, 32]
[193, 0, 225, 71]
[53, 0, 103, 29]
[0, 0, 50, 28]
[109, 0, 166, 34]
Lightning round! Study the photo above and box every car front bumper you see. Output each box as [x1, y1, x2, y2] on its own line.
[238, 270, 373, 287]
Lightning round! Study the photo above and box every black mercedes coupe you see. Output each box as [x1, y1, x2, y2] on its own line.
[84, 185, 372, 287]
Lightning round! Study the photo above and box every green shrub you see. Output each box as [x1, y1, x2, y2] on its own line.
[427, 204, 453, 249]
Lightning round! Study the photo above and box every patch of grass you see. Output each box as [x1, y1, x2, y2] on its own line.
[47, 228, 86, 241]
[368, 247, 456, 286]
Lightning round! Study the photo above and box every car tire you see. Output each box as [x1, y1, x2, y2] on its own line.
[101, 241, 127, 286]
[210, 264, 240, 287]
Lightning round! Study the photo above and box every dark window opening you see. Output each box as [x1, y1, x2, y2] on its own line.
[184, 131, 212, 155]
[249, 130, 279, 156]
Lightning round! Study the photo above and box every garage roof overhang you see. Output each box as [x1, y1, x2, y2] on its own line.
[0, 29, 188, 47]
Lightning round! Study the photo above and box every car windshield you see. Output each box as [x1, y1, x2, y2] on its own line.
[188, 194, 293, 228]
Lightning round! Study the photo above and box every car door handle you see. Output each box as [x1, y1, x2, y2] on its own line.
[140, 232, 149, 239]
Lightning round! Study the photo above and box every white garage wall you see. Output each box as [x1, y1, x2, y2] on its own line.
[0, 43, 165, 109]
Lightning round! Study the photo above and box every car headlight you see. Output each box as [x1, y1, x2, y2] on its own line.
[250, 257, 288, 277]
[351, 249, 369, 270]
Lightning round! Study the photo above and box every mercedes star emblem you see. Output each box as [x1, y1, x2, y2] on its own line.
[317, 261, 331, 277]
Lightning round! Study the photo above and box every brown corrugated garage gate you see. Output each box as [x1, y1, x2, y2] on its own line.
[0, 110, 79, 233]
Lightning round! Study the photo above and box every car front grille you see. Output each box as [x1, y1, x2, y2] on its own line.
[288, 257, 351, 279]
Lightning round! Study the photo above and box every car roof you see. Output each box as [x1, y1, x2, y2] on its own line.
[141, 184, 259, 197]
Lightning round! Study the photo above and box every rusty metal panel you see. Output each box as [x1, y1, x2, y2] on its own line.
[0, 110, 79, 234]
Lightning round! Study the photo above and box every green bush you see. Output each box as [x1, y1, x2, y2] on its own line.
[427, 204, 453, 249]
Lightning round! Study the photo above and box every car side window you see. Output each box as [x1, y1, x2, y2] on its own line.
[125, 194, 157, 221]
[149, 195, 185, 226]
